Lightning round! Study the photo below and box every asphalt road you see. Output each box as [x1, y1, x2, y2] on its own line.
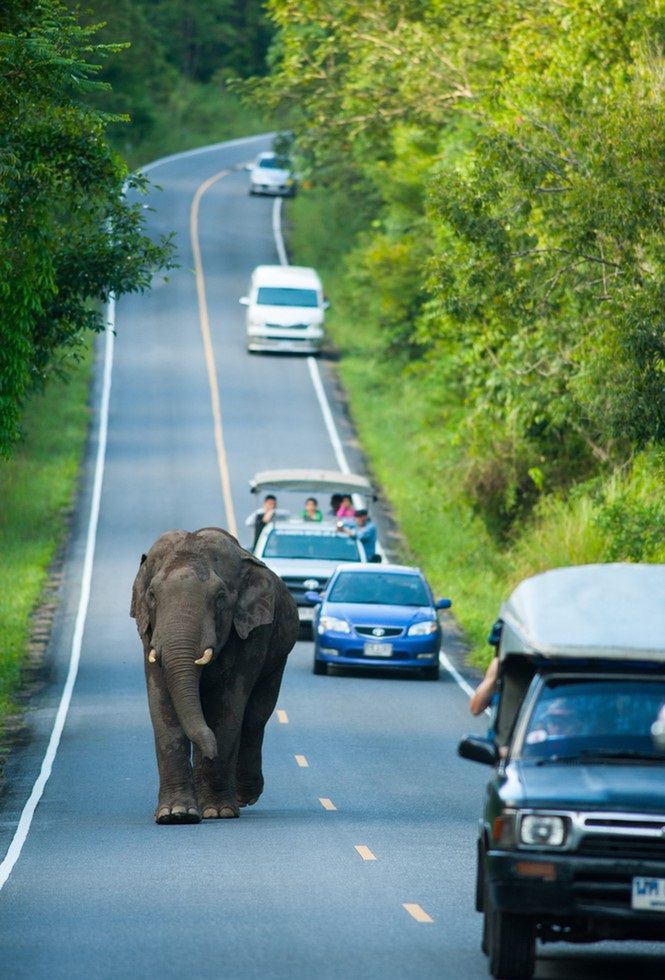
[0, 135, 663, 979]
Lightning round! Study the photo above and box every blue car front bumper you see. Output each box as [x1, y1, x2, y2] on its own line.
[314, 631, 440, 669]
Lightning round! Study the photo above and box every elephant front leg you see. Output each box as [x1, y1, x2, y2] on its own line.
[193, 682, 244, 819]
[146, 663, 201, 824]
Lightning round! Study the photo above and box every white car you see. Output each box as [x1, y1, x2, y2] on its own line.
[248, 468, 378, 626]
[240, 265, 327, 354]
[254, 522, 366, 624]
[248, 152, 296, 197]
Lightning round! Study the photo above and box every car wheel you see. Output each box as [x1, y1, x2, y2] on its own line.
[481, 876, 491, 957]
[489, 906, 535, 979]
[421, 663, 440, 680]
[313, 657, 327, 676]
[475, 839, 484, 913]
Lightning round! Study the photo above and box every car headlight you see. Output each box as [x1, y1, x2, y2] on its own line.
[407, 620, 438, 636]
[520, 814, 567, 847]
[319, 616, 351, 634]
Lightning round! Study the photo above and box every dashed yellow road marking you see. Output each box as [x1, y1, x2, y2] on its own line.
[295, 755, 309, 767]
[403, 903, 433, 923]
[319, 797, 337, 811]
[354, 845, 376, 861]
[276, 709, 289, 724]
[190, 167, 238, 538]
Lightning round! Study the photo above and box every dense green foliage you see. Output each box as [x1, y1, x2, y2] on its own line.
[71, 0, 271, 165]
[0, 0, 174, 456]
[252, 0, 665, 530]
[255, 0, 665, 656]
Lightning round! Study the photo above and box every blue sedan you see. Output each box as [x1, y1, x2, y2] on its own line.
[306, 564, 451, 679]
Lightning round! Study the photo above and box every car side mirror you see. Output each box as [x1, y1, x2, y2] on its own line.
[304, 590, 323, 605]
[239, 296, 250, 306]
[436, 598, 452, 610]
[369, 554, 382, 563]
[458, 735, 498, 766]
[323, 298, 330, 310]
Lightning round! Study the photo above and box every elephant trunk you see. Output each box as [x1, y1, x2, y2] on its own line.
[162, 641, 217, 760]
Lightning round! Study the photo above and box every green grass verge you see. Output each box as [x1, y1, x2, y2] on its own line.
[287, 190, 665, 667]
[0, 345, 93, 726]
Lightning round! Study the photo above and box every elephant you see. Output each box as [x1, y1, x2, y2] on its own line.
[130, 526, 299, 824]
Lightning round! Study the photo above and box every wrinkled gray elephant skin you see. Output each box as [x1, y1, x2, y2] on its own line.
[130, 527, 299, 824]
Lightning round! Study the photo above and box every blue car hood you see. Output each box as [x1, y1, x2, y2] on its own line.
[323, 602, 434, 629]
[506, 761, 665, 813]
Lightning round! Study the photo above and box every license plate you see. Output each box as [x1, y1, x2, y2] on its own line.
[363, 642, 393, 658]
[299, 607, 314, 621]
[632, 877, 665, 912]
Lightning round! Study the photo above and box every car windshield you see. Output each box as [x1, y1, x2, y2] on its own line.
[328, 572, 430, 606]
[263, 531, 361, 561]
[257, 156, 289, 170]
[256, 287, 318, 308]
[520, 677, 665, 762]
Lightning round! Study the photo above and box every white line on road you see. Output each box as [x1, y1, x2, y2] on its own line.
[319, 797, 337, 811]
[0, 301, 115, 893]
[295, 755, 309, 768]
[354, 845, 377, 861]
[272, 198, 482, 694]
[276, 709, 289, 724]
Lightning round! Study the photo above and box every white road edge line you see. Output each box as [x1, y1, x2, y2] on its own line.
[0, 133, 279, 891]
[0, 301, 115, 892]
[272, 198, 482, 709]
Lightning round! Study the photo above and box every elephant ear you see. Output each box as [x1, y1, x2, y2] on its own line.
[130, 553, 152, 641]
[233, 554, 276, 640]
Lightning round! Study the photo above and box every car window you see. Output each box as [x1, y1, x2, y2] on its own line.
[263, 531, 361, 561]
[520, 678, 665, 761]
[328, 572, 430, 606]
[257, 156, 290, 170]
[256, 287, 318, 308]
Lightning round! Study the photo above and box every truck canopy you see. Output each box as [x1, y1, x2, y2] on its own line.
[249, 468, 376, 500]
[499, 563, 665, 663]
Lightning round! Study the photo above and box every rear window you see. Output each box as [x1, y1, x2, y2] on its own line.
[258, 156, 289, 170]
[263, 531, 360, 561]
[256, 287, 318, 308]
[328, 572, 430, 606]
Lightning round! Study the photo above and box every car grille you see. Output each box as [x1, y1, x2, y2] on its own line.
[577, 835, 665, 863]
[266, 323, 309, 330]
[281, 575, 329, 605]
[355, 626, 404, 638]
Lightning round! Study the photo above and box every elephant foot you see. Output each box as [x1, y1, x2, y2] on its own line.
[155, 803, 201, 825]
[202, 803, 239, 819]
[237, 793, 259, 808]
[236, 775, 263, 808]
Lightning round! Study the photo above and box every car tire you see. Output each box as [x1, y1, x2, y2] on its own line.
[475, 840, 484, 913]
[489, 906, 535, 979]
[313, 657, 327, 676]
[421, 663, 440, 680]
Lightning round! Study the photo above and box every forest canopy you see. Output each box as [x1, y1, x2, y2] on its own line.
[0, 0, 174, 455]
[247, 0, 665, 533]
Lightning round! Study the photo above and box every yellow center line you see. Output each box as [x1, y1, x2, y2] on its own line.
[189, 168, 238, 538]
[354, 845, 376, 861]
[319, 798, 337, 811]
[403, 903, 433, 923]
[276, 709, 289, 724]
[295, 755, 309, 767]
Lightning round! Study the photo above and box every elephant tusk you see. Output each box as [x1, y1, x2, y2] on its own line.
[195, 647, 214, 667]
[148, 648, 158, 664]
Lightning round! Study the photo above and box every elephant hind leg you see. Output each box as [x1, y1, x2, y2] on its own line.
[236, 659, 287, 806]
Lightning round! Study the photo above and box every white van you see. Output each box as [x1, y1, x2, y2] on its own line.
[240, 265, 327, 354]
